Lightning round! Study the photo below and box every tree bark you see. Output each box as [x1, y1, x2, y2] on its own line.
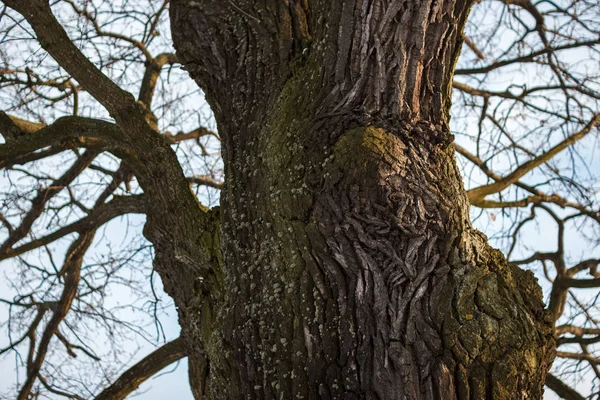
[170, 1, 555, 398]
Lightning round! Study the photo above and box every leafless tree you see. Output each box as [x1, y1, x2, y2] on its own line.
[0, 0, 598, 398]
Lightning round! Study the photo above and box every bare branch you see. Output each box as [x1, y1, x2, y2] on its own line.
[94, 337, 186, 400]
[138, 53, 178, 107]
[0, 115, 132, 162]
[17, 231, 95, 400]
[467, 115, 600, 203]
[454, 39, 600, 75]
[187, 175, 223, 190]
[545, 373, 585, 400]
[0, 194, 145, 261]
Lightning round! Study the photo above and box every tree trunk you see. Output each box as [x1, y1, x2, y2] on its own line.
[169, 1, 555, 398]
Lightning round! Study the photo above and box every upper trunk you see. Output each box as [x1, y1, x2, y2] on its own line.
[171, 0, 468, 133]
[169, 1, 555, 399]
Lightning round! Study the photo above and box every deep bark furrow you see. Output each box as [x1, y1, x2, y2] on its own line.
[170, 0, 556, 398]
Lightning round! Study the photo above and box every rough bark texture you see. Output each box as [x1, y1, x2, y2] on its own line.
[170, 1, 555, 398]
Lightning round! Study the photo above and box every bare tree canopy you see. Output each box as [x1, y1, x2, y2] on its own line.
[0, 0, 598, 398]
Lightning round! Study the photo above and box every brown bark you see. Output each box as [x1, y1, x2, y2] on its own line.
[170, 0, 555, 399]
[0, 0, 558, 397]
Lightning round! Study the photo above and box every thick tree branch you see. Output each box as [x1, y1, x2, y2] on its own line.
[2, 1, 136, 115]
[556, 276, 600, 289]
[187, 175, 223, 189]
[567, 259, 600, 277]
[545, 373, 585, 400]
[0, 116, 132, 163]
[1, 3, 216, 271]
[557, 335, 600, 346]
[165, 126, 220, 143]
[138, 52, 178, 107]
[1, 1, 193, 197]
[556, 325, 600, 336]
[0, 111, 44, 141]
[94, 337, 186, 400]
[466, 115, 600, 203]
[455, 144, 600, 221]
